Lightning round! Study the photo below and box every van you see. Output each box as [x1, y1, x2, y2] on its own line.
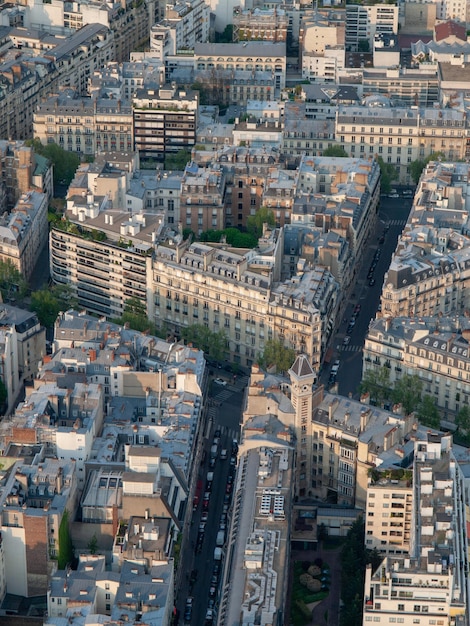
[216, 530, 225, 546]
[210, 444, 218, 459]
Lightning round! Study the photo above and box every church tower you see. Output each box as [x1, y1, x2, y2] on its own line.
[289, 355, 316, 498]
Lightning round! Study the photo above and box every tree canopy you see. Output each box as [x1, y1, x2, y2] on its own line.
[322, 146, 348, 157]
[247, 207, 275, 238]
[392, 373, 423, 416]
[408, 152, 446, 184]
[164, 149, 191, 171]
[181, 324, 227, 361]
[455, 405, 470, 444]
[112, 297, 157, 335]
[200, 228, 258, 248]
[26, 138, 80, 185]
[0, 260, 28, 304]
[30, 284, 78, 328]
[416, 394, 440, 429]
[258, 339, 296, 374]
[377, 156, 398, 194]
[359, 366, 391, 408]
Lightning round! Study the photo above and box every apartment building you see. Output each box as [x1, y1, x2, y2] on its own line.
[0, 453, 77, 597]
[364, 316, 470, 418]
[365, 470, 413, 556]
[362, 67, 439, 108]
[194, 42, 287, 93]
[150, 0, 210, 56]
[363, 433, 469, 626]
[335, 106, 465, 183]
[379, 161, 470, 317]
[180, 161, 225, 234]
[149, 229, 334, 368]
[133, 86, 198, 162]
[34, 94, 133, 157]
[292, 155, 380, 263]
[345, 3, 398, 52]
[283, 103, 338, 162]
[0, 190, 48, 281]
[0, 305, 45, 414]
[22, 0, 154, 63]
[232, 6, 288, 43]
[47, 555, 174, 622]
[0, 141, 53, 210]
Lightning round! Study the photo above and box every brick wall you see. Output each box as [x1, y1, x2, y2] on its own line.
[23, 515, 48, 596]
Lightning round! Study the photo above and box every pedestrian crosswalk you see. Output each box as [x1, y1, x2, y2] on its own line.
[212, 389, 233, 402]
[387, 219, 407, 227]
[219, 424, 239, 441]
[338, 344, 363, 353]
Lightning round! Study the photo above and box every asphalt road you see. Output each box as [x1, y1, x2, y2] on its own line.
[321, 195, 414, 399]
[175, 376, 246, 625]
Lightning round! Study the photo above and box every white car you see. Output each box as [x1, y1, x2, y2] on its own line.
[343, 336, 351, 346]
[214, 378, 227, 386]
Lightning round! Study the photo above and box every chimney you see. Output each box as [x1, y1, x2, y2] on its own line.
[88, 349, 97, 362]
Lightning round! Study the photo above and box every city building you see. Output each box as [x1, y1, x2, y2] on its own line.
[133, 85, 198, 162]
[150, 0, 210, 57]
[180, 161, 225, 234]
[0, 190, 48, 281]
[335, 106, 464, 182]
[345, 4, 398, 52]
[363, 433, 469, 626]
[243, 360, 415, 506]
[0, 453, 77, 597]
[379, 161, 470, 317]
[0, 305, 45, 414]
[0, 141, 53, 210]
[364, 316, 470, 418]
[149, 228, 334, 368]
[365, 468, 413, 555]
[194, 42, 287, 93]
[232, 6, 288, 43]
[362, 67, 439, 108]
[33, 94, 133, 157]
[47, 555, 174, 623]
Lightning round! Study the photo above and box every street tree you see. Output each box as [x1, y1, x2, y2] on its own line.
[30, 284, 77, 328]
[416, 394, 441, 429]
[181, 324, 227, 361]
[455, 405, 470, 443]
[258, 339, 296, 374]
[408, 152, 446, 184]
[26, 138, 80, 185]
[392, 373, 422, 415]
[359, 366, 391, 407]
[377, 156, 398, 194]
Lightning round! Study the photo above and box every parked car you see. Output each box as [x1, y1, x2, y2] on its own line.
[214, 378, 227, 386]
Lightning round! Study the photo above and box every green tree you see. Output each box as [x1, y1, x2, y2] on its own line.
[247, 207, 275, 237]
[358, 39, 370, 52]
[58, 510, 74, 569]
[199, 228, 257, 248]
[164, 149, 191, 171]
[181, 324, 227, 361]
[377, 156, 398, 194]
[416, 394, 440, 429]
[359, 366, 391, 407]
[455, 405, 470, 443]
[392, 374, 422, 415]
[26, 138, 80, 185]
[88, 533, 98, 555]
[0, 379, 7, 409]
[258, 339, 296, 374]
[340, 517, 369, 626]
[322, 146, 348, 157]
[215, 24, 233, 43]
[30, 284, 78, 328]
[408, 152, 446, 184]
[113, 297, 155, 334]
[0, 260, 28, 304]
